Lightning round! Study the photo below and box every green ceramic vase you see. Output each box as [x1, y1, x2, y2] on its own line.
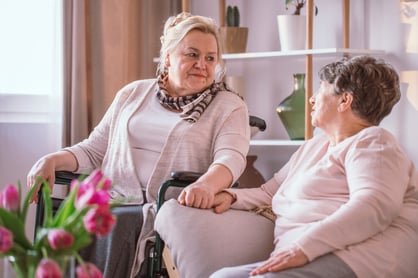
[276, 73, 306, 140]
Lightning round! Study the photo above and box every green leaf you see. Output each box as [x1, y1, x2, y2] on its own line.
[41, 182, 54, 227]
[52, 187, 78, 227]
[71, 229, 93, 250]
[0, 208, 32, 249]
[285, 0, 293, 9]
[60, 206, 90, 232]
[21, 178, 42, 224]
[33, 227, 49, 250]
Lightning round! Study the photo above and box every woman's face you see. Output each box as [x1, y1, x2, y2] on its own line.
[309, 80, 341, 129]
[166, 29, 218, 96]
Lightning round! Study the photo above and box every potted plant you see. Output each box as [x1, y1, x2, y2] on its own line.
[219, 5, 248, 53]
[277, 0, 317, 51]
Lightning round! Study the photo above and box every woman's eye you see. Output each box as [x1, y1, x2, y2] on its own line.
[187, 52, 198, 58]
[206, 56, 215, 62]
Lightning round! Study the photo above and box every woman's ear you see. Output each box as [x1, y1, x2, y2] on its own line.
[165, 54, 170, 67]
[338, 92, 353, 112]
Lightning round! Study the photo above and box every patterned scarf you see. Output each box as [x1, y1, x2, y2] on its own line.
[156, 72, 236, 123]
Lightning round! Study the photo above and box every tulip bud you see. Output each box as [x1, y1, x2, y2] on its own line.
[35, 258, 63, 278]
[47, 229, 74, 250]
[0, 184, 20, 213]
[76, 262, 103, 278]
[75, 187, 110, 210]
[83, 206, 116, 237]
[0, 227, 14, 253]
[82, 169, 112, 191]
[82, 169, 103, 187]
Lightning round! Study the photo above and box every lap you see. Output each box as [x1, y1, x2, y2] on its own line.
[80, 205, 144, 278]
[155, 199, 275, 278]
[210, 253, 357, 278]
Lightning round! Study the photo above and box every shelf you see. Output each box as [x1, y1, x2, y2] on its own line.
[250, 139, 304, 146]
[152, 48, 385, 63]
[222, 48, 386, 60]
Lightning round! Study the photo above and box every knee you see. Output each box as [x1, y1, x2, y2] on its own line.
[209, 267, 241, 278]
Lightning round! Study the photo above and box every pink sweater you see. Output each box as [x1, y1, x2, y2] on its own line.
[229, 126, 418, 278]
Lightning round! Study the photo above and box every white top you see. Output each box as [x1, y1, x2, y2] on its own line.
[128, 95, 179, 190]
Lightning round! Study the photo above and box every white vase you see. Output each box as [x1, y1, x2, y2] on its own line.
[277, 15, 306, 51]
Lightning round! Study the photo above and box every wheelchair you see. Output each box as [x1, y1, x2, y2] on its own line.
[34, 116, 266, 277]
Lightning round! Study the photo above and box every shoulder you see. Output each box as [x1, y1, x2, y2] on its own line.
[212, 90, 246, 110]
[117, 79, 157, 95]
[353, 126, 398, 148]
[343, 126, 412, 167]
[114, 79, 157, 103]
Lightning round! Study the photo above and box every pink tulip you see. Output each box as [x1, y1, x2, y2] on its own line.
[47, 228, 74, 250]
[0, 184, 20, 213]
[0, 227, 14, 253]
[75, 187, 110, 210]
[83, 169, 103, 187]
[83, 206, 116, 237]
[82, 169, 112, 190]
[75, 262, 103, 278]
[35, 258, 63, 278]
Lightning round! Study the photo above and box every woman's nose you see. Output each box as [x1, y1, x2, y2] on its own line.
[195, 57, 206, 69]
[309, 95, 315, 105]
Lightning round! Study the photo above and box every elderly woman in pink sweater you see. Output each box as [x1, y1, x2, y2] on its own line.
[210, 56, 418, 278]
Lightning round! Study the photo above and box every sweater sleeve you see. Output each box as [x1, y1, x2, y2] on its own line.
[65, 82, 137, 172]
[296, 129, 412, 261]
[212, 96, 250, 183]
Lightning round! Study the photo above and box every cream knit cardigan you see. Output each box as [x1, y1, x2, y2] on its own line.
[67, 78, 251, 203]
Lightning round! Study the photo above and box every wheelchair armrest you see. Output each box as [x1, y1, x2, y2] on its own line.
[170, 171, 203, 183]
[55, 171, 81, 185]
[249, 115, 266, 132]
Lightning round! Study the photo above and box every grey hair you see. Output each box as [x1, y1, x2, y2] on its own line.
[318, 55, 401, 125]
[157, 12, 225, 82]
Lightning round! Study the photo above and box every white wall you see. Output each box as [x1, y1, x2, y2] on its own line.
[191, 0, 418, 179]
[0, 123, 61, 242]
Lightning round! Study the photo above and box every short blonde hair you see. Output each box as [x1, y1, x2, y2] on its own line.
[157, 12, 225, 82]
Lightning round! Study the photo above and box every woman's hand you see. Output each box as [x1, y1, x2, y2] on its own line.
[27, 155, 57, 204]
[177, 164, 233, 209]
[177, 181, 216, 209]
[26, 150, 78, 204]
[250, 244, 309, 276]
[212, 191, 235, 213]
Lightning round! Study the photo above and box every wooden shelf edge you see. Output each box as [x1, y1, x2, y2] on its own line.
[250, 139, 304, 146]
[153, 48, 385, 63]
[222, 48, 386, 60]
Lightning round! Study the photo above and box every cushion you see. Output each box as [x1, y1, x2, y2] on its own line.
[154, 199, 275, 278]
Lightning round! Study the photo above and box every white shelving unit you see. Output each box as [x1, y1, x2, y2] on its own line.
[180, 0, 385, 148]
[222, 48, 386, 60]
[222, 47, 385, 147]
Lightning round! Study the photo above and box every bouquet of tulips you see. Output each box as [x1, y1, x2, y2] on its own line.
[0, 169, 116, 278]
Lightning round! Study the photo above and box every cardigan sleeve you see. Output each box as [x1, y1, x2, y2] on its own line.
[64, 82, 138, 173]
[212, 101, 250, 183]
